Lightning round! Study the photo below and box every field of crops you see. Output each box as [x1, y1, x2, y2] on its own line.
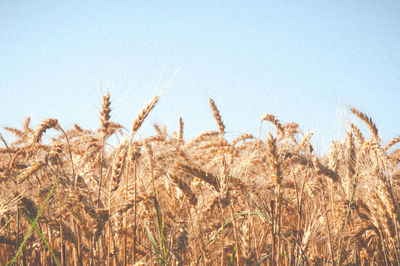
[1, 92, 399, 265]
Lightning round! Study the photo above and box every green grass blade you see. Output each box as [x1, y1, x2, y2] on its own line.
[145, 224, 159, 256]
[255, 253, 271, 266]
[208, 212, 259, 244]
[22, 209, 60, 266]
[7, 182, 56, 266]
[229, 243, 237, 266]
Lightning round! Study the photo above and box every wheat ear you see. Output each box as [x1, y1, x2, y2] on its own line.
[267, 134, 281, 189]
[350, 108, 379, 141]
[18, 161, 44, 183]
[262, 114, 285, 136]
[31, 118, 59, 144]
[111, 146, 128, 192]
[100, 91, 111, 136]
[178, 117, 184, 144]
[385, 136, 400, 151]
[209, 98, 225, 136]
[131, 95, 159, 136]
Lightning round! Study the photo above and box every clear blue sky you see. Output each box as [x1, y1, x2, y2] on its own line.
[1, 1, 399, 153]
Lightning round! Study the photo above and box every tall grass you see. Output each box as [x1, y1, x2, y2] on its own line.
[0, 92, 399, 265]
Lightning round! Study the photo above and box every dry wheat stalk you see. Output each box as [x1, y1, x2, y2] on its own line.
[2, 92, 400, 264]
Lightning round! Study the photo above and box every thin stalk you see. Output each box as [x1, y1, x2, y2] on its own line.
[277, 186, 281, 265]
[133, 160, 137, 263]
[107, 186, 112, 266]
[395, 222, 400, 265]
[270, 200, 275, 265]
[291, 168, 302, 265]
[123, 168, 129, 266]
[58, 126, 75, 185]
[70, 216, 78, 266]
[229, 205, 239, 265]
[56, 165, 64, 266]
[338, 176, 358, 265]
[147, 144, 167, 264]
[16, 203, 20, 266]
[220, 205, 225, 266]
[97, 135, 106, 209]
[319, 178, 334, 265]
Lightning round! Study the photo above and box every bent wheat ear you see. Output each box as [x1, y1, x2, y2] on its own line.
[31, 118, 59, 144]
[262, 114, 284, 135]
[131, 95, 159, 136]
[167, 173, 197, 205]
[175, 162, 219, 191]
[350, 108, 379, 141]
[231, 133, 253, 146]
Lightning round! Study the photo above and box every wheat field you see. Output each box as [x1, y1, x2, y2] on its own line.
[0, 92, 399, 265]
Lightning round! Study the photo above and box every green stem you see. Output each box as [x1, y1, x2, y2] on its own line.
[8, 182, 56, 265]
[22, 209, 60, 266]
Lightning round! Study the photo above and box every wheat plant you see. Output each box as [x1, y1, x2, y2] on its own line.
[0, 92, 399, 265]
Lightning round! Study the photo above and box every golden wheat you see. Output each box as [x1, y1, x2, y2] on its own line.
[0, 93, 399, 265]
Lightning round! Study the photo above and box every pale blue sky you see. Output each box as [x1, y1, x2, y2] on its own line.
[1, 1, 399, 152]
